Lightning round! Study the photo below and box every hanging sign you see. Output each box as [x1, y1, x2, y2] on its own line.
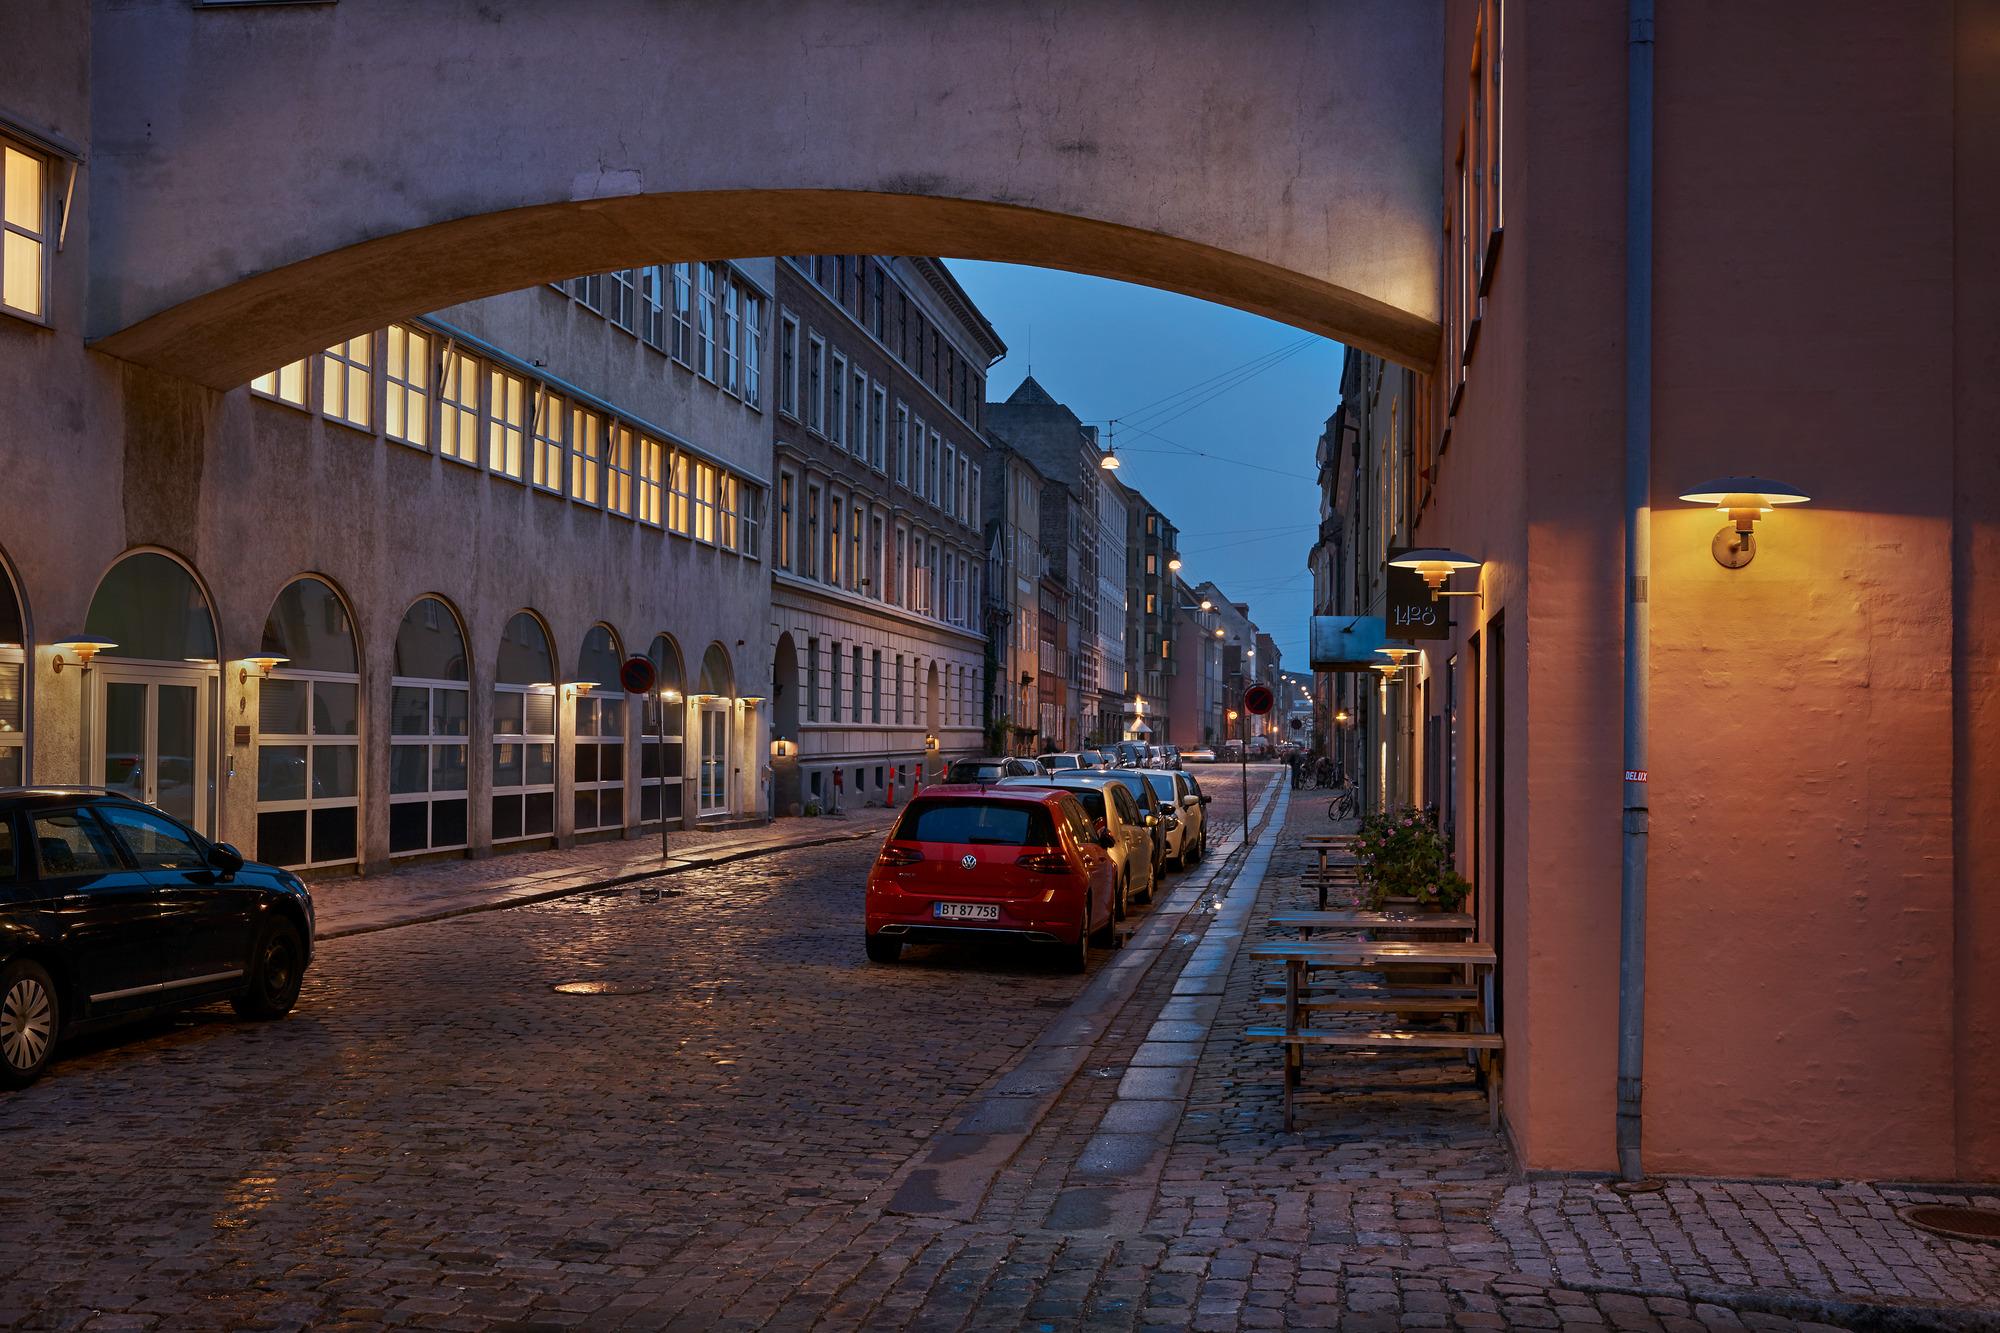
[1386, 549, 1451, 640]
[1243, 683, 1276, 716]
[618, 655, 658, 695]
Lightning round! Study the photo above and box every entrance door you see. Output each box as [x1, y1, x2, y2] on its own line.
[96, 669, 210, 832]
[698, 702, 729, 817]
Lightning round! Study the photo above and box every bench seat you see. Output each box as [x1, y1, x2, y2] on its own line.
[1246, 1025, 1503, 1050]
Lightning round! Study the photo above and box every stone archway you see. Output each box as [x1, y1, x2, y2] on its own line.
[86, 0, 1443, 386]
[771, 632, 803, 816]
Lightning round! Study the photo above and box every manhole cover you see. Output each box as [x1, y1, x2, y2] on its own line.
[1901, 1204, 2000, 1244]
[551, 980, 655, 996]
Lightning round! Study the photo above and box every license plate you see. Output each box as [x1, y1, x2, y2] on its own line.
[934, 902, 1000, 922]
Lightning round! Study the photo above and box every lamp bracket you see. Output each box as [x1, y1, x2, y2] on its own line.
[1712, 526, 1756, 569]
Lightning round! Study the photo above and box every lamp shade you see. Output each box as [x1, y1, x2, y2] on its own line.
[1677, 477, 1810, 507]
[1389, 548, 1482, 573]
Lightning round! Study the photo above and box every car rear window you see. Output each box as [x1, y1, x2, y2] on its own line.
[1059, 787, 1107, 821]
[1042, 754, 1078, 769]
[896, 798, 1056, 846]
[945, 761, 1006, 783]
[1144, 773, 1178, 800]
[1107, 773, 1152, 806]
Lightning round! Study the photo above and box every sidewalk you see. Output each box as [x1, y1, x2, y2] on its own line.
[305, 806, 900, 939]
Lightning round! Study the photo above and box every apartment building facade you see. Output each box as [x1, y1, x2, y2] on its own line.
[1123, 489, 1180, 745]
[766, 255, 1002, 808]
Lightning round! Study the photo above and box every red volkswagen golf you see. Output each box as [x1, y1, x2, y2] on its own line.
[864, 785, 1118, 972]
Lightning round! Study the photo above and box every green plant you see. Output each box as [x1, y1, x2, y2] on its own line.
[1352, 807, 1471, 911]
[803, 800, 823, 818]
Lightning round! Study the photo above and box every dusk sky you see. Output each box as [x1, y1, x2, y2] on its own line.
[946, 259, 1343, 670]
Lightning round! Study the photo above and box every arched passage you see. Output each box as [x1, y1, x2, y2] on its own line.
[86, 0, 1443, 385]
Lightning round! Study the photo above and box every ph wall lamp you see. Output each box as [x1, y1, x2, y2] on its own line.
[1389, 549, 1484, 601]
[50, 639, 117, 674]
[1678, 476, 1809, 569]
[239, 655, 289, 684]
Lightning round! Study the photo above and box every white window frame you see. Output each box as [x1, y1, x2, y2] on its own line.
[569, 405, 603, 507]
[638, 435, 665, 527]
[252, 359, 309, 411]
[255, 666, 361, 871]
[383, 325, 430, 449]
[320, 333, 373, 431]
[608, 268, 638, 333]
[829, 351, 846, 448]
[778, 310, 799, 418]
[851, 367, 868, 457]
[807, 335, 826, 433]
[532, 388, 565, 494]
[572, 689, 627, 833]
[437, 346, 480, 465]
[870, 385, 888, 472]
[744, 293, 764, 408]
[640, 264, 668, 350]
[697, 263, 718, 381]
[492, 684, 557, 844]
[389, 665, 470, 857]
[606, 422, 636, 518]
[672, 262, 694, 365]
[0, 140, 51, 325]
[722, 280, 740, 394]
[487, 367, 527, 481]
[895, 403, 910, 487]
[693, 460, 718, 543]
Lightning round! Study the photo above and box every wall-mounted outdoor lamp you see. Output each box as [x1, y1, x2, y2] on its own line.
[738, 695, 765, 706]
[239, 655, 289, 684]
[1199, 598, 1213, 612]
[51, 639, 116, 674]
[660, 688, 683, 704]
[1678, 476, 1810, 569]
[1389, 549, 1484, 601]
[571, 681, 598, 697]
[1213, 627, 1225, 639]
[924, 733, 940, 751]
[1375, 643, 1421, 668]
[1334, 708, 1351, 725]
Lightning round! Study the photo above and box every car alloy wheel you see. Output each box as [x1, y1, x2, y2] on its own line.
[0, 963, 57, 1086]
[233, 921, 306, 1020]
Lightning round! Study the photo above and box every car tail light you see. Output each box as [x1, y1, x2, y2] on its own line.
[877, 844, 924, 867]
[1016, 849, 1071, 874]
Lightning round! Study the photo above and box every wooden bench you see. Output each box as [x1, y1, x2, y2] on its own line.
[1247, 1026, 1504, 1129]
[1270, 910, 1476, 939]
[1255, 994, 1480, 1015]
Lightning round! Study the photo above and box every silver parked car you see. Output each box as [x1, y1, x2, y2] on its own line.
[995, 774, 1155, 915]
[1144, 769, 1209, 867]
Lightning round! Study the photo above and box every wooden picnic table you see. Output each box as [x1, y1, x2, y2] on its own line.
[1268, 910, 1476, 939]
[1248, 938, 1501, 1130]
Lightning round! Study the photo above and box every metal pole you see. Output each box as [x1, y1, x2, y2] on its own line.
[1616, 0, 1655, 1185]
[658, 694, 671, 863]
[1239, 704, 1249, 837]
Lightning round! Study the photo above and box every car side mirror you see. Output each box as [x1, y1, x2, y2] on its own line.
[1182, 794, 1198, 808]
[1200, 794, 1212, 805]
[208, 842, 244, 876]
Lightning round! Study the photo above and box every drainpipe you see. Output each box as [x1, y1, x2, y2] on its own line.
[1615, 0, 1655, 1185]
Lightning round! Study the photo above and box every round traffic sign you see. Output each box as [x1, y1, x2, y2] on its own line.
[618, 654, 658, 695]
[1243, 683, 1275, 715]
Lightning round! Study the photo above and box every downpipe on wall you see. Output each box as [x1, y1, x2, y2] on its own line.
[1615, 0, 1657, 1188]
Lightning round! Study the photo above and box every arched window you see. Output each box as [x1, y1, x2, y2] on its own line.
[86, 552, 219, 828]
[0, 552, 26, 786]
[573, 624, 625, 834]
[390, 596, 469, 856]
[696, 644, 733, 817]
[640, 634, 685, 826]
[255, 577, 360, 869]
[492, 612, 555, 843]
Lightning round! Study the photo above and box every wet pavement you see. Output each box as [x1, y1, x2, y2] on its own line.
[1, 765, 1994, 1331]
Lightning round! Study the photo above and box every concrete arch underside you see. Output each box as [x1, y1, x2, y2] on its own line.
[81, 0, 1444, 387]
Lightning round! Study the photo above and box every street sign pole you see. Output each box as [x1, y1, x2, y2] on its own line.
[657, 698, 670, 864]
[1240, 703, 1249, 836]
[617, 654, 667, 864]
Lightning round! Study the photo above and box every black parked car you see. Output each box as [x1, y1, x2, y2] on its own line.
[0, 788, 314, 1088]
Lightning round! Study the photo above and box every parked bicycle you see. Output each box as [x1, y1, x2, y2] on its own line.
[1326, 782, 1359, 821]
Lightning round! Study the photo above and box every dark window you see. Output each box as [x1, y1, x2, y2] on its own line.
[0, 816, 14, 883]
[894, 798, 1054, 847]
[31, 811, 123, 878]
[97, 803, 206, 870]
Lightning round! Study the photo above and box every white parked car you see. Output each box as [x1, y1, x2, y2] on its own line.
[1143, 769, 1209, 867]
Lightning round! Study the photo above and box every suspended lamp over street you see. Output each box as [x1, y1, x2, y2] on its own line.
[1167, 554, 1182, 571]
[1098, 444, 1121, 471]
[1389, 548, 1484, 600]
[1678, 476, 1809, 569]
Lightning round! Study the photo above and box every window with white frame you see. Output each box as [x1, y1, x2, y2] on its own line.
[737, 482, 762, 559]
[870, 385, 887, 471]
[778, 311, 798, 417]
[896, 404, 910, 486]
[851, 368, 867, 456]
[722, 280, 740, 394]
[607, 423, 636, 517]
[492, 613, 556, 843]
[252, 359, 309, 409]
[570, 406, 603, 506]
[638, 435, 665, 527]
[719, 474, 739, 550]
[807, 336, 825, 433]
[573, 626, 626, 833]
[956, 454, 969, 522]
[438, 347, 480, 464]
[942, 443, 957, 518]
[829, 352, 846, 448]
[804, 484, 821, 579]
[869, 514, 884, 599]
[487, 368, 527, 480]
[970, 463, 981, 523]
[744, 293, 763, 407]
[928, 430, 942, 506]
[910, 416, 926, 498]
[0, 141, 49, 322]
[255, 577, 360, 870]
[849, 501, 864, 593]
[672, 263, 693, 364]
[640, 264, 668, 350]
[569, 273, 602, 311]
[320, 334, 373, 430]
[640, 635, 685, 825]
[383, 325, 430, 448]
[532, 389, 565, 493]
[389, 596, 469, 856]
[697, 263, 718, 380]
[668, 451, 691, 535]
[777, 471, 795, 570]
[827, 495, 843, 587]
[608, 268, 638, 333]
[693, 460, 717, 542]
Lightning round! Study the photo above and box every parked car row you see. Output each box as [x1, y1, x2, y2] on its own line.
[1037, 741, 1183, 772]
[0, 787, 315, 1088]
[863, 768, 1212, 971]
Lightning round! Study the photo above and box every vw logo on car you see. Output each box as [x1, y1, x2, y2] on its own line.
[960, 854, 978, 870]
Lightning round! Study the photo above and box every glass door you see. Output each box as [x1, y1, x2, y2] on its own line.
[95, 669, 209, 831]
[698, 702, 729, 817]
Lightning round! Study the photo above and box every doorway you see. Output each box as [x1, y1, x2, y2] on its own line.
[698, 701, 730, 818]
[96, 668, 210, 830]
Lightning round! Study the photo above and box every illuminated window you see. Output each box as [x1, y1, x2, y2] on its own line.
[827, 495, 843, 585]
[532, 390, 565, 493]
[437, 348, 479, 465]
[693, 461, 717, 543]
[320, 334, 373, 430]
[383, 325, 430, 448]
[668, 451, 692, 534]
[744, 293, 763, 407]
[0, 142, 49, 322]
[487, 368, 527, 480]
[638, 435, 665, 527]
[569, 407, 602, 506]
[671, 263, 693, 365]
[252, 359, 309, 409]
[777, 471, 795, 569]
[606, 423, 635, 517]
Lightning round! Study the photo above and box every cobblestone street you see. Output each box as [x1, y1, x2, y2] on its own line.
[0, 768, 1993, 1331]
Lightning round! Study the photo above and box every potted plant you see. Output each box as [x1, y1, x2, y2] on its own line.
[1352, 807, 1471, 913]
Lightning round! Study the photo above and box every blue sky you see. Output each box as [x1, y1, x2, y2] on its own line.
[946, 260, 1342, 669]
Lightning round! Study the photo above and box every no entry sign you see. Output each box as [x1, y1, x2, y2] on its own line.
[1243, 683, 1275, 715]
[618, 655, 658, 695]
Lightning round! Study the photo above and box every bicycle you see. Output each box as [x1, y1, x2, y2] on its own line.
[1326, 783, 1359, 821]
